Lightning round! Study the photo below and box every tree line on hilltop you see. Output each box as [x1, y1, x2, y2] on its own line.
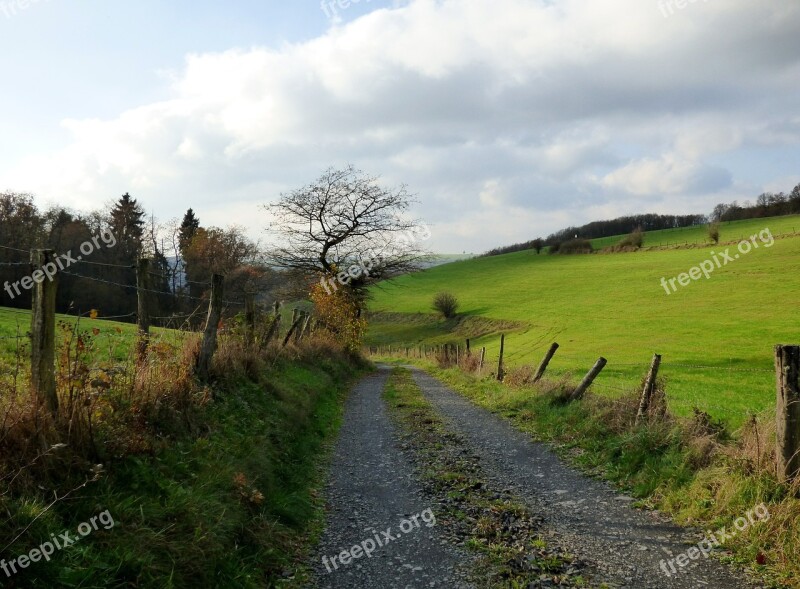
[482, 182, 800, 257]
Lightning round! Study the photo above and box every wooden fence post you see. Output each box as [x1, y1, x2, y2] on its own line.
[136, 258, 151, 362]
[497, 334, 505, 381]
[776, 345, 800, 481]
[533, 342, 559, 383]
[30, 249, 58, 415]
[636, 354, 662, 425]
[479, 347, 486, 373]
[196, 274, 224, 380]
[283, 314, 305, 347]
[466, 339, 471, 356]
[260, 313, 281, 349]
[244, 293, 256, 345]
[570, 357, 607, 401]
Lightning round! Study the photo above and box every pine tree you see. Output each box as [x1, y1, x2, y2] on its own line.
[179, 208, 200, 256]
[109, 193, 145, 262]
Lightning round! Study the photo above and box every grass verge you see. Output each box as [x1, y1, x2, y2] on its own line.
[397, 360, 799, 588]
[1, 344, 367, 588]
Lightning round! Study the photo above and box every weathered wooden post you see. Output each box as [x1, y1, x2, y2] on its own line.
[466, 339, 471, 356]
[30, 249, 58, 415]
[570, 357, 607, 401]
[283, 314, 305, 347]
[533, 342, 559, 383]
[196, 274, 224, 380]
[136, 258, 151, 362]
[456, 345, 460, 366]
[244, 293, 256, 346]
[273, 300, 281, 316]
[636, 354, 662, 425]
[291, 308, 299, 326]
[497, 334, 505, 381]
[775, 345, 800, 481]
[295, 312, 307, 342]
[260, 313, 281, 349]
[479, 347, 486, 373]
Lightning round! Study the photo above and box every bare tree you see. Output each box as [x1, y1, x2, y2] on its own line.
[263, 166, 430, 302]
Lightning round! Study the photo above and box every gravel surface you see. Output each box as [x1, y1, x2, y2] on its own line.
[408, 367, 765, 589]
[312, 367, 474, 588]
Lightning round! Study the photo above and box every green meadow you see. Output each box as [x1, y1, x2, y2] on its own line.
[368, 215, 800, 429]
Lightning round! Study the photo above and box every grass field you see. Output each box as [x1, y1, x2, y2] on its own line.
[368, 215, 800, 429]
[588, 214, 800, 249]
[0, 307, 177, 368]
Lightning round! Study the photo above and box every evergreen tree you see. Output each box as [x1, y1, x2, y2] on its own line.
[179, 208, 200, 257]
[109, 193, 145, 262]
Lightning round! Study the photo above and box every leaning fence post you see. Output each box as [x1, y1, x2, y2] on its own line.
[497, 334, 505, 381]
[30, 249, 58, 415]
[570, 357, 607, 401]
[283, 314, 305, 347]
[260, 313, 281, 349]
[533, 342, 559, 383]
[136, 258, 151, 361]
[196, 274, 224, 380]
[636, 354, 662, 425]
[775, 345, 800, 481]
[244, 293, 256, 345]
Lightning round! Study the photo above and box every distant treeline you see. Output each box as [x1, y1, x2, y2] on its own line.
[483, 182, 800, 257]
[481, 214, 704, 257]
[0, 191, 280, 320]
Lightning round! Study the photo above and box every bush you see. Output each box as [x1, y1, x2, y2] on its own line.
[708, 222, 720, 244]
[618, 227, 644, 249]
[432, 292, 459, 319]
[553, 238, 593, 254]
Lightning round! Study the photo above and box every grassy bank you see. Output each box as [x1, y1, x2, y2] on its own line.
[1, 331, 367, 588]
[382, 357, 798, 588]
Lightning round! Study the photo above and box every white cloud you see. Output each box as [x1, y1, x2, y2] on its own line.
[2, 0, 800, 252]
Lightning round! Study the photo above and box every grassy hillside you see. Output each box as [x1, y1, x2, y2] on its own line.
[588, 214, 800, 249]
[368, 215, 800, 428]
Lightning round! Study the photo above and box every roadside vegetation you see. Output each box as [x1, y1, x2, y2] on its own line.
[0, 304, 368, 588]
[377, 355, 798, 587]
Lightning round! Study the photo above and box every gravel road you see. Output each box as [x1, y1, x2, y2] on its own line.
[312, 367, 474, 588]
[408, 367, 763, 589]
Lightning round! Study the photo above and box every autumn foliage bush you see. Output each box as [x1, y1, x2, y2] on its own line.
[309, 278, 367, 353]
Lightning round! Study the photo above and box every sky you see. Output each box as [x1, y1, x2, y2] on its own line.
[0, 0, 799, 254]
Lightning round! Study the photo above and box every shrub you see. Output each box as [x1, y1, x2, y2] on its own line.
[618, 227, 644, 249]
[432, 292, 459, 319]
[708, 222, 720, 244]
[554, 238, 593, 254]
